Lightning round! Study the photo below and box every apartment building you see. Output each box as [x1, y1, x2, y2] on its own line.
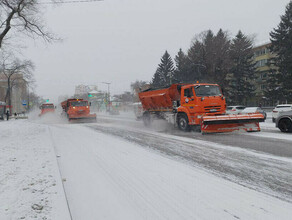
[0, 73, 28, 114]
[252, 42, 276, 105]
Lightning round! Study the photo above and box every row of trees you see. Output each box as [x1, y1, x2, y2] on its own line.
[265, 1, 292, 104]
[0, 0, 59, 112]
[152, 30, 255, 104]
[151, 1, 292, 105]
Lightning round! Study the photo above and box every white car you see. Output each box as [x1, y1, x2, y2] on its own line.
[240, 107, 267, 120]
[276, 110, 292, 132]
[272, 104, 292, 122]
[226, 106, 246, 115]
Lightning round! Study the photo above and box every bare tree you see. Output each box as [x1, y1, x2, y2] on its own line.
[0, 52, 34, 114]
[0, 0, 59, 49]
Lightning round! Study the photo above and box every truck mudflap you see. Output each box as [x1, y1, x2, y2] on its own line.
[201, 113, 265, 133]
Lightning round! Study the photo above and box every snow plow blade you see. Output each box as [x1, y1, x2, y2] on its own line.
[201, 113, 265, 134]
[68, 114, 97, 123]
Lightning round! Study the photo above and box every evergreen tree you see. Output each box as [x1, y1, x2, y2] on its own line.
[213, 29, 231, 88]
[187, 39, 206, 83]
[187, 29, 231, 86]
[269, 1, 292, 102]
[229, 31, 256, 105]
[264, 67, 283, 105]
[173, 48, 189, 83]
[152, 51, 174, 88]
[203, 30, 216, 83]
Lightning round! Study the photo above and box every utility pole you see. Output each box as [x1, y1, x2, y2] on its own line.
[102, 82, 111, 112]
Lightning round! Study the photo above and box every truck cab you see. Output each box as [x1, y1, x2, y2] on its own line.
[178, 84, 226, 125]
[61, 99, 96, 121]
[66, 99, 90, 117]
[40, 103, 55, 116]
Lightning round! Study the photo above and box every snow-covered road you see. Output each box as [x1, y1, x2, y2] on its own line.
[1, 114, 292, 219]
[50, 122, 292, 219]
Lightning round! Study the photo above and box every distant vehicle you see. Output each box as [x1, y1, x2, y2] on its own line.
[0, 101, 6, 120]
[275, 110, 292, 132]
[272, 104, 292, 122]
[240, 107, 267, 120]
[133, 102, 143, 120]
[61, 98, 96, 122]
[39, 103, 55, 116]
[226, 106, 246, 115]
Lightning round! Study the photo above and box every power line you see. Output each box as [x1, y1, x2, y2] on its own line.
[38, 0, 104, 4]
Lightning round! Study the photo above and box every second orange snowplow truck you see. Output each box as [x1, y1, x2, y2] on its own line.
[39, 103, 55, 116]
[61, 99, 96, 122]
[138, 83, 265, 134]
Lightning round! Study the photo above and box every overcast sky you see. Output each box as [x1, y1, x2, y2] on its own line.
[24, 0, 289, 102]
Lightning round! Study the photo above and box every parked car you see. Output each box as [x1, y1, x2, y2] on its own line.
[272, 104, 292, 122]
[240, 107, 267, 120]
[276, 110, 292, 132]
[226, 105, 246, 115]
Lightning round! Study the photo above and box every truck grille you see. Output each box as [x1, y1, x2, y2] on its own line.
[204, 105, 221, 113]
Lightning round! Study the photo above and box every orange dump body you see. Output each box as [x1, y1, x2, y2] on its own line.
[139, 84, 181, 111]
[61, 99, 96, 122]
[139, 83, 264, 133]
[40, 103, 55, 116]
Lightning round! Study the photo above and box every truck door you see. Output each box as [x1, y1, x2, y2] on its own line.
[182, 87, 196, 111]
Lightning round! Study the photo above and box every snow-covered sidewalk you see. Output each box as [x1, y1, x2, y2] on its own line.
[0, 120, 70, 220]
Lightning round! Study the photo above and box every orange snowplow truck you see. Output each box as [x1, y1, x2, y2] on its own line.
[61, 99, 96, 122]
[39, 103, 55, 116]
[139, 83, 265, 134]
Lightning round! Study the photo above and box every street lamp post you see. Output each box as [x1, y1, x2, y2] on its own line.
[102, 82, 111, 112]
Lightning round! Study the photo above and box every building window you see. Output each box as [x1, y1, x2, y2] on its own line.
[261, 72, 267, 79]
[254, 47, 270, 57]
[256, 59, 268, 67]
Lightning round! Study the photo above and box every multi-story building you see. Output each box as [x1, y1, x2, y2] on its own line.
[74, 84, 89, 97]
[0, 73, 28, 114]
[252, 42, 276, 106]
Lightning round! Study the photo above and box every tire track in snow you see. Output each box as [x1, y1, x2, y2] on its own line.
[87, 123, 292, 203]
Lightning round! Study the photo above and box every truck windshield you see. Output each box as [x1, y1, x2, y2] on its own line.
[71, 101, 88, 107]
[194, 85, 221, 97]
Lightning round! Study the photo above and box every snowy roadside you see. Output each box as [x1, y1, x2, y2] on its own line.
[0, 120, 71, 220]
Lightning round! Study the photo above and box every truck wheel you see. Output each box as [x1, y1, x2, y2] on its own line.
[278, 118, 292, 132]
[177, 114, 190, 131]
[143, 112, 151, 127]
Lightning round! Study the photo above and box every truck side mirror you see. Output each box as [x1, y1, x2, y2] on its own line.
[89, 102, 91, 106]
